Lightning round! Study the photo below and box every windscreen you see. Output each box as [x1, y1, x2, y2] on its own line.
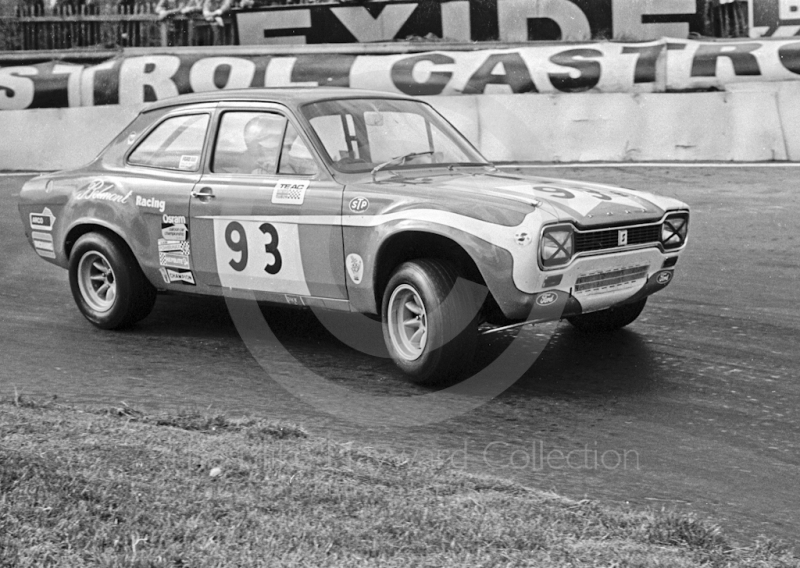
[300, 98, 488, 173]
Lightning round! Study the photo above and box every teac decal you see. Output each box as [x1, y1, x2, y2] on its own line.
[272, 180, 309, 205]
[349, 197, 369, 213]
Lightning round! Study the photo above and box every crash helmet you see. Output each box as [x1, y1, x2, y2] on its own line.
[243, 115, 284, 172]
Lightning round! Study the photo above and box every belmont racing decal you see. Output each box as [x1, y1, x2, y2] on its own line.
[136, 195, 166, 213]
[162, 214, 188, 241]
[271, 180, 308, 205]
[75, 179, 132, 204]
[346, 253, 364, 284]
[159, 267, 196, 285]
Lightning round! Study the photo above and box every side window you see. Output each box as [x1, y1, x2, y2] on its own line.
[128, 114, 209, 171]
[279, 123, 318, 176]
[212, 111, 287, 175]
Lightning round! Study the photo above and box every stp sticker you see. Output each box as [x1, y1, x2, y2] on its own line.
[536, 291, 558, 306]
[30, 207, 55, 231]
[346, 253, 364, 284]
[272, 180, 309, 205]
[349, 197, 369, 213]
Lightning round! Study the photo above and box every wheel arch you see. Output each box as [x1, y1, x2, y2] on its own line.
[372, 230, 489, 313]
[64, 221, 131, 261]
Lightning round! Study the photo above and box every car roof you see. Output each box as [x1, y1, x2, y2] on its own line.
[143, 87, 416, 113]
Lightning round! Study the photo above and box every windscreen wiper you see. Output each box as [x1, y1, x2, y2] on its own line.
[371, 151, 435, 181]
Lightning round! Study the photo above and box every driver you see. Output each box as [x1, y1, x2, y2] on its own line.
[243, 115, 284, 175]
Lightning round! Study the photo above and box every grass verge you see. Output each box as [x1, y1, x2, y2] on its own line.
[1, 394, 797, 567]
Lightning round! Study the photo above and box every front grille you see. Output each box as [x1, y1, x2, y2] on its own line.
[574, 224, 661, 253]
[575, 265, 650, 293]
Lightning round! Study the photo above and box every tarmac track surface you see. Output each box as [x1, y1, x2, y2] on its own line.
[2, 166, 799, 546]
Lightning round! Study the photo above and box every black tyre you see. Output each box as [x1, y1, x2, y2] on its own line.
[68, 232, 156, 330]
[567, 298, 647, 332]
[381, 259, 479, 385]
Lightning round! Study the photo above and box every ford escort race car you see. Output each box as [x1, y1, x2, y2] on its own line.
[19, 88, 689, 384]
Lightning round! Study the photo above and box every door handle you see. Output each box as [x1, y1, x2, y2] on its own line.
[191, 187, 215, 199]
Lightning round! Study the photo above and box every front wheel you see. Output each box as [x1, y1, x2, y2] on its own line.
[381, 259, 479, 385]
[68, 232, 156, 330]
[567, 298, 647, 332]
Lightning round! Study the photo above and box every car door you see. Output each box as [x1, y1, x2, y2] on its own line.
[121, 107, 213, 288]
[189, 102, 348, 309]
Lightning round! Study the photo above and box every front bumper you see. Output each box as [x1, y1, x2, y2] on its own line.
[496, 247, 682, 321]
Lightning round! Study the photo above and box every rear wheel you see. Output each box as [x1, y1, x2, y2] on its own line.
[68, 232, 156, 330]
[382, 259, 478, 385]
[567, 298, 647, 332]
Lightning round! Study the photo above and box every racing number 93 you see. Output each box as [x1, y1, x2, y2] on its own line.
[225, 221, 282, 275]
[213, 218, 310, 295]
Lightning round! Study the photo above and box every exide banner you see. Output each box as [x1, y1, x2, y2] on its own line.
[234, 0, 706, 44]
[5, 38, 800, 111]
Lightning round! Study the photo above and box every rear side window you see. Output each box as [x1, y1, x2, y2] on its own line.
[128, 114, 209, 171]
